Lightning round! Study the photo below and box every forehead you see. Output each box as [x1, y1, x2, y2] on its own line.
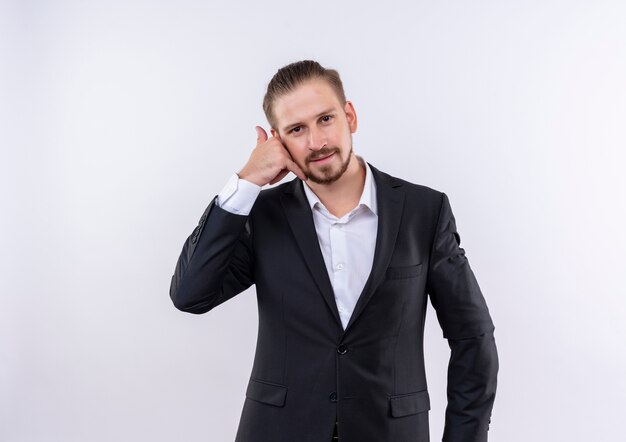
[273, 79, 343, 128]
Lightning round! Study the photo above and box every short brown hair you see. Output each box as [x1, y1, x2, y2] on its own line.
[263, 60, 347, 130]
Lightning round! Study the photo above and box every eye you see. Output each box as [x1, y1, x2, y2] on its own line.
[321, 115, 333, 123]
[290, 126, 302, 134]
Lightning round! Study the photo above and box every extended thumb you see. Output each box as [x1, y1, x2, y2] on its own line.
[255, 126, 268, 143]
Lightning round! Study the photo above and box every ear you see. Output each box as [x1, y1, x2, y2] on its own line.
[270, 128, 278, 138]
[344, 101, 358, 133]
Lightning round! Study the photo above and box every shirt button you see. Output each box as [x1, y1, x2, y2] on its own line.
[336, 263, 344, 270]
[329, 392, 337, 403]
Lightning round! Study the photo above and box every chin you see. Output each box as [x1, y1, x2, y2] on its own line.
[308, 166, 346, 185]
[305, 148, 353, 184]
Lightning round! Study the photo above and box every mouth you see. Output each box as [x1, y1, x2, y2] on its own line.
[310, 152, 335, 163]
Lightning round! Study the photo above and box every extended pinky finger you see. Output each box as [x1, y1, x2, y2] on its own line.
[287, 160, 307, 181]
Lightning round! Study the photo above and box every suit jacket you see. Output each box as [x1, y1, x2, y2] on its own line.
[170, 163, 498, 442]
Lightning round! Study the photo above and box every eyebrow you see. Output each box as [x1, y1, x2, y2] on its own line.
[281, 108, 336, 133]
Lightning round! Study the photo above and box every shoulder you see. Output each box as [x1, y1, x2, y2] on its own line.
[369, 163, 445, 206]
[246, 178, 298, 218]
[256, 179, 296, 201]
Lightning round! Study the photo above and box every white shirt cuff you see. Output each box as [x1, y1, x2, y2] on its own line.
[216, 173, 261, 216]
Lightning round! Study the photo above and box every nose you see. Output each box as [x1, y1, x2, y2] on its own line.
[307, 127, 327, 151]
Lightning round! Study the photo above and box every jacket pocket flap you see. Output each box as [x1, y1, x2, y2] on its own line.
[389, 390, 430, 417]
[386, 264, 423, 280]
[246, 379, 287, 407]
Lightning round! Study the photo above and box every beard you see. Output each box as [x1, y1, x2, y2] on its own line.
[303, 145, 353, 185]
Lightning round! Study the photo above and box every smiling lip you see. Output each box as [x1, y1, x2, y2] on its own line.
[311, 152, 335, 163]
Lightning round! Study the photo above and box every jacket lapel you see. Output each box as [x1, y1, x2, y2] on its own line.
[343, 164, 405, 335]
[281, 180, 342, 328]
[280, 163, 405, 334]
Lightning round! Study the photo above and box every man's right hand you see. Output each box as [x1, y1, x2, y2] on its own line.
[237, 126, 307, 186]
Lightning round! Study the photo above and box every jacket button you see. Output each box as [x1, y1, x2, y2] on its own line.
[329, 392, 337, 403]
[337, 345, 348, 355]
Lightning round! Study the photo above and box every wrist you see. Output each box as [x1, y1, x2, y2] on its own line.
[237, 169, 265, 187]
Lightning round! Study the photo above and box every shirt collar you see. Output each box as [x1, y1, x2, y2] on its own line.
[302, 155, 378, 217]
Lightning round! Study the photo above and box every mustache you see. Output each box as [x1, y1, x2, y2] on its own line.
[307, 147, 339, 163]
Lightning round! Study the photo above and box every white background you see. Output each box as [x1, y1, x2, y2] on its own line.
[2, 1, 625, 441]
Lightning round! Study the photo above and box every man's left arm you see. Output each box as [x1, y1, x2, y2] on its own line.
[427, 193, 499, 442]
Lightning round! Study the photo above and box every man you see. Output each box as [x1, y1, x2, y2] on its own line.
[170, 60, 498, 442]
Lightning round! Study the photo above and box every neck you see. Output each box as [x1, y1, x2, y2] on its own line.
[307, 153, 366, 217]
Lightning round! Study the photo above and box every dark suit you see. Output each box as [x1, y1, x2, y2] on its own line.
[170, 163, 498, 442]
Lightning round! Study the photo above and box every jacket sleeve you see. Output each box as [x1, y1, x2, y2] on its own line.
[169, 196, 254, 314]
[426, 193, 498, 442]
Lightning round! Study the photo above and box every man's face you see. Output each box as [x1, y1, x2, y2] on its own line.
[270, 79, 358, 185]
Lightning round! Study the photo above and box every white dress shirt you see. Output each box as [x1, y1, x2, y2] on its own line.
[216, 156, 378, 330]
